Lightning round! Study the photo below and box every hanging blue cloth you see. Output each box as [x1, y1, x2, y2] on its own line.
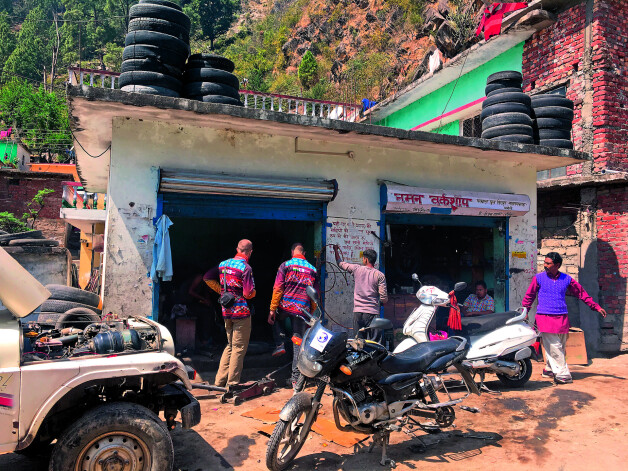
[150, 215, 174, 282]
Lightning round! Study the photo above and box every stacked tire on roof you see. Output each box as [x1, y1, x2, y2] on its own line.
[38, 285, 102, 329]
[121, 0, 191, 97]
[531, 94, 574, 149]
[481, 71, 534, 144]
[182, 54, 242, 106]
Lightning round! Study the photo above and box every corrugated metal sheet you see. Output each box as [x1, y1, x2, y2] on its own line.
[159, 170, 337, 202]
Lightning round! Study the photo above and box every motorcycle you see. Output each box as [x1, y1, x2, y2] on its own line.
[265, 286, 480, 470]
[394, 275, 539, 388]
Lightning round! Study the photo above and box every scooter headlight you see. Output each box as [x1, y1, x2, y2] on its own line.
[418, 293, 449, 305]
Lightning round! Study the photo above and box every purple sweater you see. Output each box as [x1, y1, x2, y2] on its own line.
[339, 262, 388, 315]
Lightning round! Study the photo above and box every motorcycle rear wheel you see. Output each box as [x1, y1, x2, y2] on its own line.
[496, 358, 533, 388]
[266, 398, 315, 471]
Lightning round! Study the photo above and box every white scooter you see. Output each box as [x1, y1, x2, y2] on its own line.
[394, 275, 539, 388]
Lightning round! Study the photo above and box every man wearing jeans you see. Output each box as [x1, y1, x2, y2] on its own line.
[522, 252, 606, 384]
[204, 239, 256, 387]
[333, 245, 388, 340]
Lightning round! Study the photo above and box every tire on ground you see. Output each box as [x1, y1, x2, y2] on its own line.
[485, 80, 522, 95]
[183, 68, 239, 88]
[45, 284, 100, 307]
[7, 238, 59, 247]
[539, 139, 574, 149]
[486, 70, 523, 84]
[536, 117, 573, 129]
[188, 95, 243, 106]
[128, 17, 190, 42]
[129, 3, 191, 29]
[492, 134, 534, 144]
[531, 95, 574, 109]
[120, 71, 182, 91]
[49, 402, 173, 471]
[121, 58, 182, 77]
[480, 102, 531, 120]
[481, 124, 533, 140]
[483, 91, 531, 108]
[122, 44, 187, 69]
[125, 31, 190, 57]
[538, 128, 572, 140]
[55, 307, 101, 330]
[186, 53, 235, 73]
[139, 0, 183, 12]
[183, 82, 240, 99]
[121, 84, 181, 97]
[39, 299, 102, 315]
[482, 112, 533, 130]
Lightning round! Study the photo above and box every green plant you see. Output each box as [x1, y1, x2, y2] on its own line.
[23, 188, 55, 230]
[298, 50, 319, 89]
[0, 211, 28, 233]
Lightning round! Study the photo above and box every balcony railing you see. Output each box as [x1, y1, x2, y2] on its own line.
[62, 181, 106, 210]
[67, 67, 361, 122]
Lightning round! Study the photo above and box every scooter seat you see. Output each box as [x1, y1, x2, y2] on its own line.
[380, 338, 463, 375]
[460, 311, 520, 336]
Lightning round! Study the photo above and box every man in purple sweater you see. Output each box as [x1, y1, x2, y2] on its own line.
[333, 245, 388, 341]
[522, 252, 606, 384]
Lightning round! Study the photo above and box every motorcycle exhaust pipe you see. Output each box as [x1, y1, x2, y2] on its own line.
[490, 360, 521, 376]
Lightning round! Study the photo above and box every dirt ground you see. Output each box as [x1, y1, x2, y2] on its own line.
[3, 355, 628, 470]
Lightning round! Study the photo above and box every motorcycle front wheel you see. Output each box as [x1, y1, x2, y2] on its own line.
[496, 358, 533, 388]
[266, 396, 315, 471]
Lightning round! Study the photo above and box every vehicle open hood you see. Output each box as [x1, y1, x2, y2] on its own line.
[0, 247, 50, 317]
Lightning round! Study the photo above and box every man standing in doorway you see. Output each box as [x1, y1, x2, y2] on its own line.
[333, 245, 388, 340]
[269, 243, 319, 388]
[462, 280, 495, 316]
[204, 239, 256, 387]
[522, 252, 606, 384]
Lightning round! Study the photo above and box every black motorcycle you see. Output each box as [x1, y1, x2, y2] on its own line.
[265, 286, 480, 470]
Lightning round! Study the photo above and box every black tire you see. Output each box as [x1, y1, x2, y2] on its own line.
[532, 106, 574, 121]
[539, 128, 572, 140]
[497, 358, 533, 388]
[536, 117, 573, 129]
[0, 230, 43, 242]
[531, 95, 574, 109]
[122, 44, 187, 69]
[119, 71, 182, 91]
[483, 91, 531, 108]
[121, 58, 182, 77]
[183, 68, 239, 89]
[139, 0, 183, 12]
[54, 307, 101, 329]
[129, 3, 191, 30]
[49, 402, 173, 471]
[39, 299, 102, 315]
[35, 312, 63, 326]
[188, 95, 243, 106]
[266, 394, 315, 471]
[7, 238, 59, 247]
[125, 31, 190, 57]
[187, 54, 235, 73]
[128, 17, 190, 43]
[121, 84, 181, 97]
[492, 134, 534, 144]
[482, 124, 533, 139]
[183, 82, 240, 99]
[481, 102, 531, 120]
[539, 139, 574, 149]
[486, 70, 523, 84]
[485, 80, 522, 95]
[482, 112, 533, 130]
[486, 87, 524, 97]
[45, 284, 100, 307]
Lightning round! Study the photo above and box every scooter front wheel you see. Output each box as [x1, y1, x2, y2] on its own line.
[496, 358, 533, 388]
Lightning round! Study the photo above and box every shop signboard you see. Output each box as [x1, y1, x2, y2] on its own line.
[384, 184, 530, 217]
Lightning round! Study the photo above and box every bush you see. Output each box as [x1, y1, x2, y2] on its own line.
[298, 50, 318, 89]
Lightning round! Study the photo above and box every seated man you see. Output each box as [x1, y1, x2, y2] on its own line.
[462, 280, 495, 317]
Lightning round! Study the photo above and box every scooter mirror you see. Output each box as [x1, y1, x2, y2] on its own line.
[362, 318, 393, 331]
[454, 282, 467, 292]
[411, 273, 419, 281]
[306, 286, 320, 305]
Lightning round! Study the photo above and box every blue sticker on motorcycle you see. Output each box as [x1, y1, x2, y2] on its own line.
[310, 328, 332, 352]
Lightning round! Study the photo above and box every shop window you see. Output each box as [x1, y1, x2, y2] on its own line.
[462, 114, 482, 137]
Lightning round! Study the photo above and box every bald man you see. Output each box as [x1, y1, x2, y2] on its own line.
[204, 239, 256, 387]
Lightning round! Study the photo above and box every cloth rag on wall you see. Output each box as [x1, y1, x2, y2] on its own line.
[150, 214, 174, 282]
[476, 2, 528, 40]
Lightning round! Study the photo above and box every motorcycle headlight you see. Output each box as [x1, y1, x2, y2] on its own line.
[298, 355, 323, 378]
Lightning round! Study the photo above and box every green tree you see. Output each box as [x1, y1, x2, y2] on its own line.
[298, 50, 318, 89]
[0, 13, 15, 69]
[190, 0, 239, 49]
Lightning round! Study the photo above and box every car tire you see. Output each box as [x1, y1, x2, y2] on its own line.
[531, 95, 574, 109]
[50, 402, 173, 471]
[492, 134, 534, 144]
[532, 106, 574, 120]
[39, 299, 102, 315]
[485, 80, 522, 95]
[183, 82, 240, 99]
[482, 124, 533, 139]
[486, 70, 523, 84]
[119, 71, 182, 91]
[45, 284, 100, 307]
[121, 58, 182, 77]
[122, 44, 187, 69]
[129, 3, 191, 30]
[55, 307, 101, 329]
[183, 68, 239, 88]
[482, 112, 533, 130]
[139, 0, 183, 12]
[187, 53, 235, 73]
[121, 84, 181, 97]
[128, 17, 190, 42]
[7, 238, 59, 247]
[188, 95, 243, 106]
[483, 91, 531, 108]
[486, 87, 524, 98]
[125, 31, 190, 57]
[538, 128, 572, 140]
[480, 102, 531, 120]
[536, 117, 573, 129]
[539, 139, 574, 149]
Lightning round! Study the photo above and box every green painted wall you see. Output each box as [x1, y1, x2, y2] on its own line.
[0, 142, 18, 164]
[377, 43, 524, 132]
[431, 120, 460, 135]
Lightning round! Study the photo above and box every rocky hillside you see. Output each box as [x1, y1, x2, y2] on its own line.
[217, 0, 484, 102]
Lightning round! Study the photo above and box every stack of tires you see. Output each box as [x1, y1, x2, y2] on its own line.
[481, 71, 534, 144]
[121, 0, 191, 97]
[531, 95, 574, 149]
[35, 285, 102, 329]
[182, 54, 242, 106]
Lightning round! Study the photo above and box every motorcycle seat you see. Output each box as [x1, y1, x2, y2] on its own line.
[380, 338, 464, 375]
[460, 311, 520, 336]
